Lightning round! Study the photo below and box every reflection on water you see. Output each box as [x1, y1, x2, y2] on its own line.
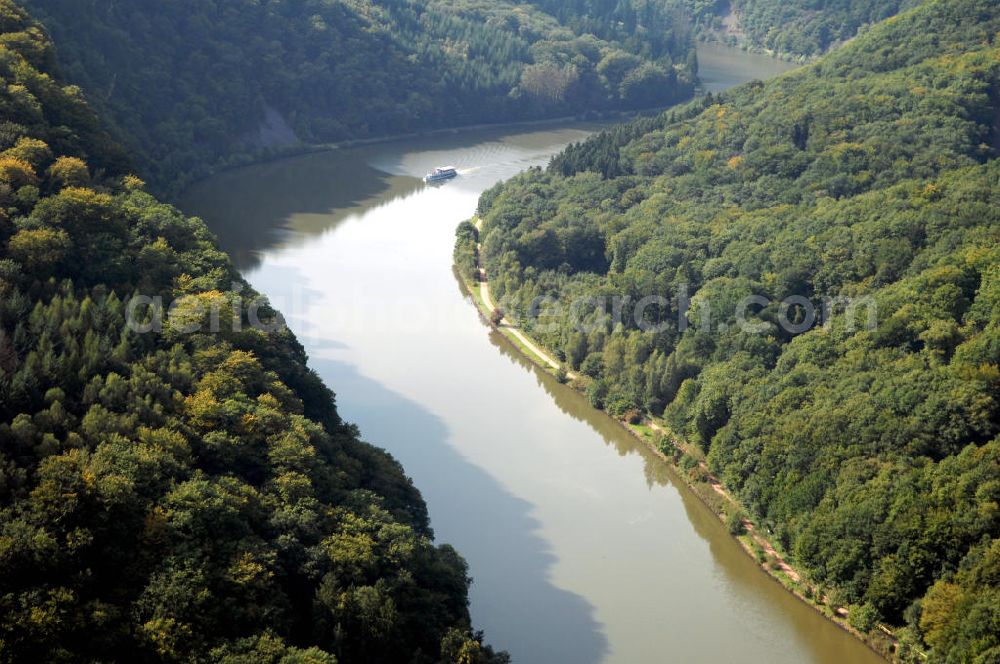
[476, 300, 881, 661]
[181, 122, 606, 273]
[697, 41, 799, 93]
[182, 153, 420, 271]
[183, 43, 883, 664]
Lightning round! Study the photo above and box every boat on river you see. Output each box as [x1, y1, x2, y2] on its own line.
[424, 165, 457, 183]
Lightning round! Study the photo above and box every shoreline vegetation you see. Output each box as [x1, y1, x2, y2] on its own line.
[0, 3, 512, 659]
[458, 217, 904, 662]
[688, 1, 904, 62]
[24, 0, 699, 196]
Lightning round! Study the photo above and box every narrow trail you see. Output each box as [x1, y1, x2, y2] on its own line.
[474, 218, 577, 378]
[474, 218, 799, 585]
[643, 419, 802, 582]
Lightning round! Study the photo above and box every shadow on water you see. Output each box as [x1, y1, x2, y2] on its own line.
[183, 136, 612, 663]
[180, 151, 422, 271]
[305, 352, 609, 664]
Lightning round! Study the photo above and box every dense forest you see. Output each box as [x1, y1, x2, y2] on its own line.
[468, 0, 1000, 660]
[0, 2, 509, 661]
[687, 0, 918, 58]
[19, 0, 698, 192]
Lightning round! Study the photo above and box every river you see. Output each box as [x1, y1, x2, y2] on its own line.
[182, 45, 881, 664]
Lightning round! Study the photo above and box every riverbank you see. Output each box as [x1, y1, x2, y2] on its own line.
[460, 218, 900, 662]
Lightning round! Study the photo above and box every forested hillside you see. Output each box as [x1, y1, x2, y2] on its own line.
[20, 0, 697, 192]
[688, 0, 917, 58]
[469, 0, 1000, 659]
[0, 2, 507, 661]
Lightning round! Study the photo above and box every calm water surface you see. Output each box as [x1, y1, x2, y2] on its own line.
[183, 45, 878, 664]
[697, 41, 798, 92]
